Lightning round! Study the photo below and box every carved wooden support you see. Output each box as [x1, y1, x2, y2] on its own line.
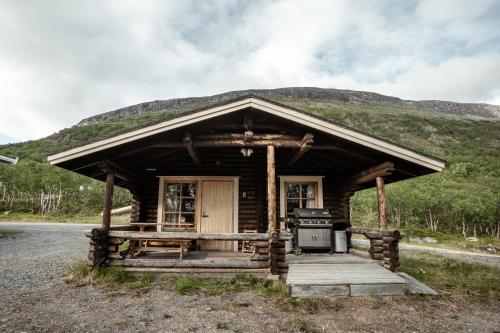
[343, 162, 394, 185]
[183, 133, 200, 164]
[288, 133, 314, 166]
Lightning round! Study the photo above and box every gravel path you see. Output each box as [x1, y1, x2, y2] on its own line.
[352, 239, 500, 268]
[0, 222, 94, 292]
[1, 222, 499, 333]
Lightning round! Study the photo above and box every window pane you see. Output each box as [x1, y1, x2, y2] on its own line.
[301, 184, 315, 199]
[166, 197, 180, 212]
[182, 183, 196, 198]
[287, 199, 300, 214]
[304, 198, 316, 208]
[287, 184, 300, 198]
[180, 213, 195, 223]
[166, 183, 180, 212]
[182, 198, 196, 212]
[165, 213, 179, 224]
[166, 184, 180, 197]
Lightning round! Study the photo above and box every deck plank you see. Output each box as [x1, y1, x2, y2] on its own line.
[286, 254, 409, 297]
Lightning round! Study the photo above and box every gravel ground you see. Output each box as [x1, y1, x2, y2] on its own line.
[1, 222, 499, 333]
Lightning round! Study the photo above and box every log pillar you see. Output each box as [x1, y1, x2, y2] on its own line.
[376, 176, 387, 231]
[267, 145, 276, 232]
[102, 171, 115, 230]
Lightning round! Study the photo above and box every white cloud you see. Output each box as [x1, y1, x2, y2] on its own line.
[0, 0, 499, 143]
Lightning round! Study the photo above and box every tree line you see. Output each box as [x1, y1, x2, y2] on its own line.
[351, 162, 500, 239]
[0, 160, 130, 215]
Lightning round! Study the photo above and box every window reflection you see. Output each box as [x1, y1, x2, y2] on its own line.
[164, 182, 197, 229]
[286, 182, 316, 214]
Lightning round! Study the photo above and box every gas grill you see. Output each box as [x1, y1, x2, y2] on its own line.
[288, 208, 349, 253]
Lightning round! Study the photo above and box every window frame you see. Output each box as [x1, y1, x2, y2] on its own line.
[278, 176, 324, 218]
[163, 181, 198, 229]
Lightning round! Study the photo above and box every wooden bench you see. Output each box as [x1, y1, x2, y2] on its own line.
[128, 223, 191, 259]
[131, 240, 191, 259]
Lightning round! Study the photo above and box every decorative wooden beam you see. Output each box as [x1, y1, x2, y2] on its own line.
[267, 145, 277, 232]
[288, 133, 314, 166]
[183, 133, 200, 165]
[343, 162, 395, 185]
[193, 133, 300, 141]
[194, 139, 302, 148]
[154, 133, 308, 148]
[102, 171, 115, 230]
[376, 176, 387, 230]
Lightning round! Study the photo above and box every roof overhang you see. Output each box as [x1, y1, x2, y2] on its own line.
[48, 97, 445, 172]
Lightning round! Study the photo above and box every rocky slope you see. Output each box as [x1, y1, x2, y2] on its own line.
[78, 87, 500, 126]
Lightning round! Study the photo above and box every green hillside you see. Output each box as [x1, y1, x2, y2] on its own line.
[0, 98, 499, 241]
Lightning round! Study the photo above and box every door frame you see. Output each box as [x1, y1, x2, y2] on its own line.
[156, 176, 239, 250]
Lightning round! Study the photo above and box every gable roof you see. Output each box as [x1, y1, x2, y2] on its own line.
[48, 96, 445, 171]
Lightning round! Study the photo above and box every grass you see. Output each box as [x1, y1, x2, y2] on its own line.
[256, 279, 345, 314]
[399, 253, 500, 300]
[0, 230, 22, 238]
[64, 260, 152, 292]
[351, 226, 500, 254]
[292, 316, 318, 333]
[0, 212, 129, 224]
[169, 273, 259, 295]
[145, 273, 347, 314]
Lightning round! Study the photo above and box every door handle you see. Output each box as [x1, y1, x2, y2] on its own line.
[202, 211, 208, 217]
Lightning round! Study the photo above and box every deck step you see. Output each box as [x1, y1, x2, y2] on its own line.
[398, 272, 438, 295]
[287, 261, 409, 297]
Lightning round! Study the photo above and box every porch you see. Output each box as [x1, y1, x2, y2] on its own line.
[87, 227, 291, 276]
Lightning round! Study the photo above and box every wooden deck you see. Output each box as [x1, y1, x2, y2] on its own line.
[286, 253, 409, 297]
[108, 251, 269, 277]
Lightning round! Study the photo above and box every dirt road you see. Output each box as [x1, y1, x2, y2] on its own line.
[1, 222, 499, 333]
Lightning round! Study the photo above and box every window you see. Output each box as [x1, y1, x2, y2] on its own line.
[279, 176, 324, 218]
[164, 182, 197, 229]
[286, 183, 316, 215]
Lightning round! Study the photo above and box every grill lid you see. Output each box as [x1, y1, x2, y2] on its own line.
[292, 208, 332, 218]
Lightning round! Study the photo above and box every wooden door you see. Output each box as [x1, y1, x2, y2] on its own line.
[199, 180, 234, 250]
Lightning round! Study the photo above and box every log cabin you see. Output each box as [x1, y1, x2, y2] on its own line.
[48, 96, 445, 276]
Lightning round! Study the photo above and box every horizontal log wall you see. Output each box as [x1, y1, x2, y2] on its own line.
[134, 148, 352, 233]
[136, 149, 266, 232]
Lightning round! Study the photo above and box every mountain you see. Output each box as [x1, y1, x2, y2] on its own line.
[77, 87, 500, 126]
[0, 87, 499, 240]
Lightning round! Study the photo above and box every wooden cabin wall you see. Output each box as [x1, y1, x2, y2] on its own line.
[131, 148, 353, 231]
[133, 148, 267, 232]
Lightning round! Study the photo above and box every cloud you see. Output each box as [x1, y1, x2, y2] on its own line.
[0, 0, 499, 143]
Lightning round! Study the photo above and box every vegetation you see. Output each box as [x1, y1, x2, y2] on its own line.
[399, 253, 500, 300]
[0, 230, 22, 238]
[0, 97, 499, 240]
[64, 261, 152, 292]
[169, 274, 260, 295]
[297, 100, 500, 240]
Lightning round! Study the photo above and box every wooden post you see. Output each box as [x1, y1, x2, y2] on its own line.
[102, 171, 115, 230]
[376, 176, 387, 230]
[267, 145, 276, 232]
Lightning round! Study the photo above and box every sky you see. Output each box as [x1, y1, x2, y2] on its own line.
[1, 0, 499, 144]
